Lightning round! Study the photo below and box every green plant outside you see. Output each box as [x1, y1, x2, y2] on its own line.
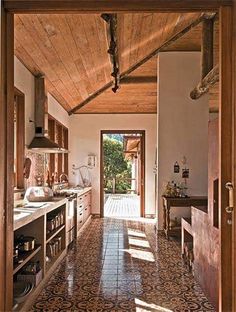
[103, 136, 132, 193]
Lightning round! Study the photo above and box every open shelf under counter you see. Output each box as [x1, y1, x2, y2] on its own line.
[13, 244, 41, 275]
[46, 249, 67, 273]
[46, 224, 65, 244]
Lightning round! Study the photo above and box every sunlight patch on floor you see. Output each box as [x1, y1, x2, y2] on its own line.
[128, 229, 147, 238]
[123, 248, 155, 262]
[128, 237, 150, 248]
[135, 298, 173, 312]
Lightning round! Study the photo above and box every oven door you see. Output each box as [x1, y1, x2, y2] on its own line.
[68, 197, 76, 231]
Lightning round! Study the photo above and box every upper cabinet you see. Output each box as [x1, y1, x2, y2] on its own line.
[48, 115, 69, 179]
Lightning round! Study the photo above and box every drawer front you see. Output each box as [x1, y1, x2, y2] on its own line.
[83, 192, 91, 207]
[77, 210, 83, 229]
[84, 206, 89, 222]
[77, 195, 84, 205]
[77, 202, 84, 212]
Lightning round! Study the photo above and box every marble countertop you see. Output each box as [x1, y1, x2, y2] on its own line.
[14, 187, 92, 231]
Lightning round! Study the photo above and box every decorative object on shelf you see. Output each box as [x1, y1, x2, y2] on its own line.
[46, 210, 64, 234]
[23, 158, 31, 179]
[72, 164, 92, 187]
[46, 236, 62, 261]
[163, 181, 176, 197]
[182, 168, 190, 179]
[174, 161, 180, 173]
[181, 156, 189, 196]
[17, 236, 36, 252]
[163, 181, 187, 198]
[34, 174, 44, 186]
[87, 154, 96, 168]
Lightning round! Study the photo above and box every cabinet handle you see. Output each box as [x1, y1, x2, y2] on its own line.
[80, 213, 82, 216]
[80, 221, 82, 223]
[225, 182, 234, 213]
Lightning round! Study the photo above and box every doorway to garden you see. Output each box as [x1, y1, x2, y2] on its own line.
[100, 130, 145, 218]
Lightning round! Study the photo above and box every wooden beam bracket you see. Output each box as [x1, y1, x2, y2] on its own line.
[102, 13, 120, 93]
[201, 15, 214, 79]
[190, 64, 219, 100]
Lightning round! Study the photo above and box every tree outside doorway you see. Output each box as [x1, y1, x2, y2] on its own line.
[103, 134, 132, 194]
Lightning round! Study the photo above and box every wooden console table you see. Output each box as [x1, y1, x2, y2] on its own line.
[162, 196, 207, 239]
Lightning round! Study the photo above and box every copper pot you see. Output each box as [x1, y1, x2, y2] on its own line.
[18, 236, 36, 252]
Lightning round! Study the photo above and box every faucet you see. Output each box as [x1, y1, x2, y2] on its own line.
[59, 173, 68, 183]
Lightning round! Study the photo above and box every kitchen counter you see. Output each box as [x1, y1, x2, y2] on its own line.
[14, 187, 92, 231]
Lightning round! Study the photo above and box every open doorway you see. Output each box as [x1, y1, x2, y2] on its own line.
[100, 130, 145, 218]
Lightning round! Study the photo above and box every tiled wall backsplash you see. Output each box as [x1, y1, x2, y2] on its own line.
[14, 151, 49, 202]
[25, 150, 47, 189]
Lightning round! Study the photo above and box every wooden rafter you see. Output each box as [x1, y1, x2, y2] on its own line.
[191, 15, 216, 99]
[68, 12, 215, 115]
[201, 17, 214, 78]
[102, 13, 120, 93]
[190, 64, 219, 99]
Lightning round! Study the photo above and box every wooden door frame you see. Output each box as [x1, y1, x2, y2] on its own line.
[219, 7, 233, 311]
[100, 130, 145, 218]
[0, 7, 14, 312]
[0, 1, 234, 311]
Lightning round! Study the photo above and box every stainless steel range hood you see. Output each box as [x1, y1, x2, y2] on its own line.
[28, 76, 68, 154]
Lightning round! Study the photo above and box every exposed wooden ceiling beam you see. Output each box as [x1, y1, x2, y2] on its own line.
[69, 12, 215, 115]
[201, 17, 214, 78]
[102, 13, 120, 93]
[190, 64, 219, 99]
[191, 15, 216, 100]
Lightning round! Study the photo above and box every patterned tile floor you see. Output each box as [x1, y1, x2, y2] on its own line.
[30, 218, 215, 312]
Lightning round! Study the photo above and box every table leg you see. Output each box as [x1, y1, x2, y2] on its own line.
[163, 201, 166, 231]
[166, 204, 170, 240]
[181, 223, 184, 257]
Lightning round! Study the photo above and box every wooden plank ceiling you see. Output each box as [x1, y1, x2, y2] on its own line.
[14, 13, 205, 114]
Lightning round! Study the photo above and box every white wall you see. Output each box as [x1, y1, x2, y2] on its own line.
[47, 93, 69, 128]
[14, 57, 69, 144]
[157, 52, 209, 229]
[69, 114, 157, 215]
